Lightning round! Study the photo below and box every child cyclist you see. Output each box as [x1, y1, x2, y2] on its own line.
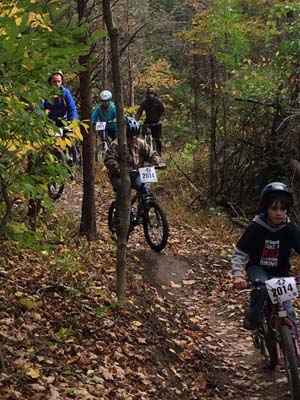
[232, 182, 300, 330]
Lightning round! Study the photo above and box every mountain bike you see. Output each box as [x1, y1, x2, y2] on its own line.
[108, 167, 169, 252]
[95, 121, 112, 162]
[27, 127, 79, 227]
[47, 127, 79, 200]
[239, 277, 300, 399]
[139, 123, 160, 152]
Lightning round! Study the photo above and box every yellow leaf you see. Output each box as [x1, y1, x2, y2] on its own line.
[7, 143, 17, 152]
[170, 281, 181, 288]
[26, 367, 40, 379]
[183, 279, 196, 285]
[131, 320, 142, 330]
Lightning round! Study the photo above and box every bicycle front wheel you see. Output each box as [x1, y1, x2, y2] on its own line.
[48, 182, 64, 201]
[96, 142, 108, 162]
[143, 200, 169, 252]
[257, 319, 277, 369]
[280, 324, 300, 400]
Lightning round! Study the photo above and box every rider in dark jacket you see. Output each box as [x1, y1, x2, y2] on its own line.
[135, 87, 165, 155]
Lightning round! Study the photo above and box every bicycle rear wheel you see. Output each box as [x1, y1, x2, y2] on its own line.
[143, 199, 168, 252]
[108, 201, 117, 232]
[280, 324, 300, 400]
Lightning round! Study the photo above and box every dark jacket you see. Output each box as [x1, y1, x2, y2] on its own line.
[135, 96, 165, 123]
[104, 138, 161, 177]
[231, 214, 300, 277]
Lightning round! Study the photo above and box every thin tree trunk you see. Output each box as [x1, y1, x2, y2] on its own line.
[102, 16, 108, 89]
[103, 0, 131, 301]
[209, 50, 217, 196]
[77, 0, 97, 240]
[192, 53, 201, 138]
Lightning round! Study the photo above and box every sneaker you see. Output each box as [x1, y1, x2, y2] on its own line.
[112, 212, 120, 232]
[135, 213, 143, 224]
[243, 318, 257, 331]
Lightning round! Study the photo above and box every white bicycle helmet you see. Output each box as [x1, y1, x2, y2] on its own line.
[48, 70, 64, 84]
[100, 90, 112, 101]
[126, 117, 139, 137]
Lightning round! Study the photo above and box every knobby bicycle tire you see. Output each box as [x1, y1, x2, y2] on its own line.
[108, 201, 116, 232]
[143, 199, 168, 252]
[145, 135, 154, 153]
[258, 319, 278, 369]
[280, 324, 300, 400]
[48, 182, 64, 201]
[96, 141, 108, 162]
[108, 201, 134, 240]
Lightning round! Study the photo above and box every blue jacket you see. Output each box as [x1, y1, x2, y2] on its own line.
[43, 86, 78, 126]
[91, 101, 118, 138]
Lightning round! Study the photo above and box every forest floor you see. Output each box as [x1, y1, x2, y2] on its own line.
[0, 156, 298, 399]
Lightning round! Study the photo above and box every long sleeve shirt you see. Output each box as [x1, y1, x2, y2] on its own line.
[135, 97, 165, 123]
[43, 86, 78, 125]
[231, 214, 300, 277]
[104, 138, 161, 177]
[91, 101, 118, 137]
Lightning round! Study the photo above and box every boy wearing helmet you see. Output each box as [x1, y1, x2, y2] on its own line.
[91, 90, 118, 140]
[43, 71, 78, 125]
[43, 71, 80, 163]
[232, 182, 300, 330]
[104, 117, 165, 220]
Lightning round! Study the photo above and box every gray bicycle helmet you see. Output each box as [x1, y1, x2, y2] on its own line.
[260, 182, 293, 211]
[126, 117, 139, 137]
[100, 90, 112, 101]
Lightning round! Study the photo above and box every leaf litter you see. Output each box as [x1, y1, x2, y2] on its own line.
[0, 169, 298, 399]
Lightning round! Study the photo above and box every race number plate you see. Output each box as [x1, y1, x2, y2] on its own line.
[96, 121, 106, 131]
[139, 166, 157, 183]
[266, 277, 298, 304]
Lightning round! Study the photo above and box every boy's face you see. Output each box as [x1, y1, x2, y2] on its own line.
[127, 136, 137, 145]
[266, 200, 287, 226]
[50, 74, 63, 88]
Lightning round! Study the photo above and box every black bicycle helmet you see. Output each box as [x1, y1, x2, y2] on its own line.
[126, 117, 139, 137]
[146, 87, 156, 95]
[260, 182, 293, 211]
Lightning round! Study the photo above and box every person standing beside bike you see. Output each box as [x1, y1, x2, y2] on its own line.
[91, 90, 118, 140]
[104, 117, 165, 224]
[232, 182, 300, 330]
[134, 87, 165, 155]
[42, 70, 80, 164]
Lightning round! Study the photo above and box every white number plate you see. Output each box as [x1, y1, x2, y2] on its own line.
[139, 166, 157, 183]
[96, 121, 106, 131]
[266, 277, 298, 304]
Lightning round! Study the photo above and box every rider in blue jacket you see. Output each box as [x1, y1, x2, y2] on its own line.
[43, 71, 80, 163]
[91, 90, 118, 140]
[43, 71, 78, 126]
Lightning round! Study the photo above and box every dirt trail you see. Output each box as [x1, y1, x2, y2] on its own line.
[61, 173, 294, 399]
[139, 248, 292, 400]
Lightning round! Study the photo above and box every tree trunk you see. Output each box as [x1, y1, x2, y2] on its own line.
[209, 50, 217, 196]
[192, 53, 201, 138]
[77, 0, 97, 240]
[102, 15, 108, 89]
[103, 0, 131, 301]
